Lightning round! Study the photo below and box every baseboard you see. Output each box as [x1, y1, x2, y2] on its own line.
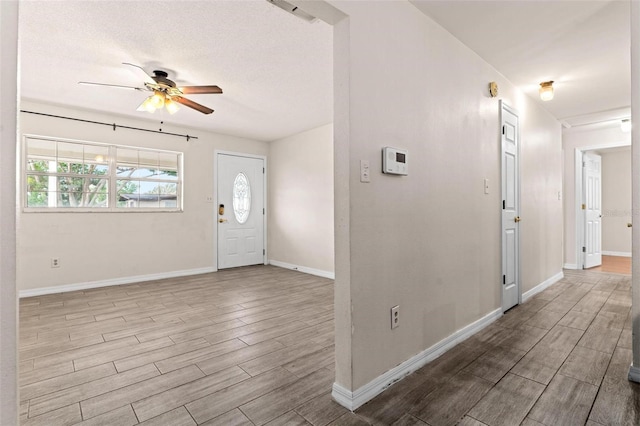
[563, 263, 579, 270]
[331, 307, 502, 411]
[602, 251, 632, 257]
[628, 365, 640, 383]
[19, 267, 216, 298]
[521, 271, 564, 303]
[268, 259, 335, 280]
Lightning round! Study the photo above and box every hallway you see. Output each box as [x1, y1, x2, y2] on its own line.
[355, 268, 637, 425]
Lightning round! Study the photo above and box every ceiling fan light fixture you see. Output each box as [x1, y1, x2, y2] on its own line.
[539, 81, 554, 101]
[165, 98, 180, 115]
[150, 91, 166, 109]
[137, 96, 157, 113]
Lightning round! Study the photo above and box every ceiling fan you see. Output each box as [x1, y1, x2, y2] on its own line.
[79, 63, 222, 115]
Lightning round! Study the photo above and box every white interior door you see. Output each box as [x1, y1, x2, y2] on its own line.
[583, 153, 602, 269]
[217, 153, 265, 269]
[501, 102, 520, 312]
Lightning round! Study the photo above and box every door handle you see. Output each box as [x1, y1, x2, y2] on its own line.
[628, 223, 633, 228]
[514, 216, 521, 223]
[219, 219, 228, 223]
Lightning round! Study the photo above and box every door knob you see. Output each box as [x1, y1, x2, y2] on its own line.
[514, 216, 521, 223]
[628, 223, 633, 228]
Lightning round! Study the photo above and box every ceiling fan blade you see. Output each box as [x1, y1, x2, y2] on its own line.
[122, 62, 156, 84]
[78, 81, 144, 90]
[179, 85, 223, 95]
[172, 96, 214, 114]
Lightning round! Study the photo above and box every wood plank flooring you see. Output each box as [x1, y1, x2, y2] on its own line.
[588, 255, 631, 275]
[19, 266, 640, 425]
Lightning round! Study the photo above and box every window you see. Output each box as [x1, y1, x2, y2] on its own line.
[24, 136, 182, 211]
[232, 172, 251, 224]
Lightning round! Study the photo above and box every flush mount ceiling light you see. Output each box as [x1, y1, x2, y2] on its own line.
[539, 81, 554, 101]
[621, 119, 632, 132]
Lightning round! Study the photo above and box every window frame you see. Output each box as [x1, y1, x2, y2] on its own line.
[22, 135, 183, 213]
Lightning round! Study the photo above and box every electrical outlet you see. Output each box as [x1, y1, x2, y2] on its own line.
[51, 257, 60, 268]
[391, 305, 399, 329]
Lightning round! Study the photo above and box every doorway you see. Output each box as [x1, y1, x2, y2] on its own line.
[216, 152, 267, 270]
[574, 145, 631, 270]
[583, 152, 602, 269]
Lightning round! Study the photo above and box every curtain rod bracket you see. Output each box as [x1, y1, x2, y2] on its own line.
[112, 123, 116, 131]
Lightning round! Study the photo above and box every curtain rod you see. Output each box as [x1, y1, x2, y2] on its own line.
[20, 110, 198, 141]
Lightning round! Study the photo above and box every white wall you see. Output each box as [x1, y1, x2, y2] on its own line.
[562, 125, 630, 268]
[0, 1, 19, 423]
[330, 0, 563, 395]
[268, 124, 334, 276]
[17, 100, 268, 294]
[601, 149, 632, 255]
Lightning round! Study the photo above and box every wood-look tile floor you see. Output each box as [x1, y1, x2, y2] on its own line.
[19, 266, 640, 425]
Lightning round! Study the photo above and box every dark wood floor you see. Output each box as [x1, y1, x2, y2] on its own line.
[19, 266, 639, 425]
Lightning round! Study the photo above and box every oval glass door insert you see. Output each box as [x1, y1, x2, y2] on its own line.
[233, 172, 251, 224]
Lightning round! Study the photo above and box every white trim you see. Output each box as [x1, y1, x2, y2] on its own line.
[18, 267, 216, 298]
[331, 307, 502, 411]
[563, 263, 579, 270]
[268, 260, 335, 279]
[602, 251, 632, 257]
[576, 148, 584, 269]
[628, 364, 640, 383]
[521, 271, 564, 303]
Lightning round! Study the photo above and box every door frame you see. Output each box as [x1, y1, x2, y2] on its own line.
[500, 101, 521, 311]
[582, 152, 603, 269]
[573, 141, 629, 269]
[214, 150, 268, 271]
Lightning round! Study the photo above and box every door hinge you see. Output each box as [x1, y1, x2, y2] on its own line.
[502, 125, 506, 135]
[503, 275, 506, 285]
[263, 249, 265, 255]
[502, 200, 506, 210]
[263, 167, 265, 173]
[581, 203, 586, 210]
[263, 208, 265, 214]
[582, 246, 586, 253]
[582, 161, 586, 168]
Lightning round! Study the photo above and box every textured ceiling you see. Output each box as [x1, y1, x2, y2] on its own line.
[411, 0, 631, 128]
[19, 1, 631, 139]
[18, 0, 333, 142]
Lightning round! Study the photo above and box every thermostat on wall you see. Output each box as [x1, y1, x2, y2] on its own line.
[382, 147, 408, 175]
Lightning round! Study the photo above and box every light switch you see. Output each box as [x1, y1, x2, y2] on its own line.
[484, 178, 490, 194]
[360, 160, 370, 183]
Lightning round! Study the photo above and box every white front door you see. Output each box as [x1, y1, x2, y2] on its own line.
[501, 102, 520, 312]
[583, 153, 602, 269]
[217, 153, 265, 269]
